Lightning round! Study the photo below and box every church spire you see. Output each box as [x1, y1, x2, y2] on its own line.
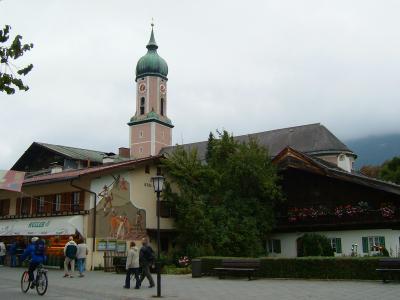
[146, 21, 158, 50]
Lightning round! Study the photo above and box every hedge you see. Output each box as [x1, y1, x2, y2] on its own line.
[200, 257, 382, 280]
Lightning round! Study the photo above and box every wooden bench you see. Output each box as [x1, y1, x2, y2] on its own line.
[376, 258, 400, 283]
[213, 259, 260, 280]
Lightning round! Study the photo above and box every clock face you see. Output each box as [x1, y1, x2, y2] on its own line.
[160, 84, 166, 94]
[139, 83, 146, 93]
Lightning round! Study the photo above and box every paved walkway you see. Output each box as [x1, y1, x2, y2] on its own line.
[0, 266, 399, 299]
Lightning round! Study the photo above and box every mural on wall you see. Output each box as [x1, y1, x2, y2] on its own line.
[89, 176, 147, 240]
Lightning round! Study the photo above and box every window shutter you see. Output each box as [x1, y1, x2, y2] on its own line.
[379, 236, 386, 247]
[362, 237, 368, 253]
[336, 238, 342, 254]
[273, 239, 281, 253]
[16, 198, 21, 215]
[267, 240, 273, 253]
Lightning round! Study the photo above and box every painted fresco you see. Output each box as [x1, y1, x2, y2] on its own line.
[89, 176, 146, 240]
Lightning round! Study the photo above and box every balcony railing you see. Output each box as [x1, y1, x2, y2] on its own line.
[0, 210, 89, 220]
[276, 209, 400, 230]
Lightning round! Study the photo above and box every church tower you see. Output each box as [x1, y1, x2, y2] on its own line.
[128, 24, 173, 158]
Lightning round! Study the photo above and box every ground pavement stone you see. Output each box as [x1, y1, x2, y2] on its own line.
[0, 266, 398, 299]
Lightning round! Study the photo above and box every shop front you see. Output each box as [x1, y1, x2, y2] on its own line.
[0, 215, 84, 267]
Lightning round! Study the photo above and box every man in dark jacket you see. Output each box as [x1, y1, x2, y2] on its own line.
[139, 237, 155, 288]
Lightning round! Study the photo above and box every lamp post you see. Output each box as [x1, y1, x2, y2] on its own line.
[151, 175, 165, 297]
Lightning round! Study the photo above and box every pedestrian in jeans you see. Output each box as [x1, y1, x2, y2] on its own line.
[77, 238, 88, 277]
[63, 236, 77, 278]
[9, 241, 17, 267]
[123, 241, 140, 289]
[139, 237, 155, 288]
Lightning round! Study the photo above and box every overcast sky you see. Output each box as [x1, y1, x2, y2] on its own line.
[1, 0, 400, 169]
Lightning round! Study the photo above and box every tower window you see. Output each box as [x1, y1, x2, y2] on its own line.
[160, 98, 164, 116]
[140, 97, 145, 115]
[139, 147, 143, 153]
[139, 131, 144, 138]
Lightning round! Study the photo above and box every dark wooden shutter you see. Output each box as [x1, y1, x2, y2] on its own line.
[335, 238, 342, 254]
[1, 199, 10, 216]
[362, 237, 369, 253]
[273, 239, 281, 253]
[79, 191, 84, 211]
[32, 197, 37, 214]
[379, 236, 386, 247]
[16, 197, 21, 216]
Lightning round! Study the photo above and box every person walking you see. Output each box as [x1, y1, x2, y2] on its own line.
[9, 240, 17, 267]
[21, 237, 46, 289]
[63, 236, 78, 278]
[139, 237, 155, 288]
[0, 240, 6, 266]
[76, 238, 88, 277]
[123, 241, 140, 289]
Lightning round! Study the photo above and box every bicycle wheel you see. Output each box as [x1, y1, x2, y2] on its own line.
[20, 271, 31, 293]
[35, 271, 48, 296]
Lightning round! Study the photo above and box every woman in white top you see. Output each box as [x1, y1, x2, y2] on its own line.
[123, 241, 140, 289]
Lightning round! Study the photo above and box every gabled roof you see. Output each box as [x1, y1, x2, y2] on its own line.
[273, 147, 400, 196]
[36, 142, 113, 163]
[23, 155, 162, 186]
[160, 123, 355, 160]
[12, 142, 128, 172]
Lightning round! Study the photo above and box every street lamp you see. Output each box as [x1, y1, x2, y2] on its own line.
[151, 175, 165, 297]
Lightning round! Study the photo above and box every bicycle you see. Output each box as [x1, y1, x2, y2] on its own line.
[21, 263, 48, 296]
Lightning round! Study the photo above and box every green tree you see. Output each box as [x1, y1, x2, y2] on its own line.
[379, 156, 400, 184]
[0, 25, 34, 94]
[162, 130, 282, 258]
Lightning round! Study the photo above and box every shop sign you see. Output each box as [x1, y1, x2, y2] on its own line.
[28, 221, 50, 228]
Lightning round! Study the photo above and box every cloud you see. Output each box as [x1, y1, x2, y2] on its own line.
[1, 0, 400, 169]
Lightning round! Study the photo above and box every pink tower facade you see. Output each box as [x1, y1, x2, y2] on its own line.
[128, 25, 173, 159]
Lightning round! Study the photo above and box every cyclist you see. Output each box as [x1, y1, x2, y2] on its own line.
[21, 237, 46, 289]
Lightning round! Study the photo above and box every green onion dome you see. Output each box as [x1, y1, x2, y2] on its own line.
[135, 26, 168, 81]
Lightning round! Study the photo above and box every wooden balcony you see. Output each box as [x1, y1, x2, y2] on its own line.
[275, 210, 400, 232]
[0, 209, 89, 220]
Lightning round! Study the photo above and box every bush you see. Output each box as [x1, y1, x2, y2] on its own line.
[298, 233, 334, 257]
[162, 264, 192, 275]
[199, 256, 381, 280]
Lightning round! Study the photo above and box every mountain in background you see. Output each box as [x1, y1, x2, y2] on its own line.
[345, 134, 400, 170]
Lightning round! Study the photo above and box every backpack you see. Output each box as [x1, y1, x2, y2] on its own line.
[34, 240, 46, 256]
[66, 243, 77, 259]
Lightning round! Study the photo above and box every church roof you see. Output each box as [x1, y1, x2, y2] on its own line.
[159, 123, 355, 160]
[135, 25, 168, 81]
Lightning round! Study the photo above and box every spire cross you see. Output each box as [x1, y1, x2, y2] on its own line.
[151, 18, 154, 28]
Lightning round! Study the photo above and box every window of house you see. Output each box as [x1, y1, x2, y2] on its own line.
[266, 239, 281, 254]
[72, 192, 80, 212]
[362, 236, 385, 253]
[157, 167, 162, 176]
[328, 238, 342, 253]
[0, 199, 10, 216]
[160, 98, 164, 116]
[140, 97, 145, 115]
[53, 194, 62, 212]
[145, 165, 150, 174]
[37, 196, 45, 213]
[139, 147, 143, 153]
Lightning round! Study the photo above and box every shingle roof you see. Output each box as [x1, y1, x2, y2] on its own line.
[273, 146, 400, 196]
[23, 155, 162, 186]
[36, 142, 126, 163]
[160, 123, 355, 160]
